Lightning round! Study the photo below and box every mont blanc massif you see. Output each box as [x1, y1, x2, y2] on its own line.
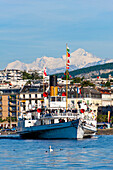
[6, 48, 113, 74]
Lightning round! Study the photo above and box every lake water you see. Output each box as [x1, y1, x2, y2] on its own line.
[0, 135, 113, 169]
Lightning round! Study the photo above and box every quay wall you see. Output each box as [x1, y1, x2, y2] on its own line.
[96, 128, 113, 135]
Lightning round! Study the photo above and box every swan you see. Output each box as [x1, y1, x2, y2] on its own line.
[49, 145, 53, 152]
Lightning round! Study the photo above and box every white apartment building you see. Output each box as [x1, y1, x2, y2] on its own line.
[101, 93, 112, 106]
[0, 69, 22, 81]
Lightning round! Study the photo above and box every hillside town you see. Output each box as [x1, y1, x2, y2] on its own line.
[0, 68, 113, 130]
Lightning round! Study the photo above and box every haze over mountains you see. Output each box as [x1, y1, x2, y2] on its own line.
[6, 48, 113, 74]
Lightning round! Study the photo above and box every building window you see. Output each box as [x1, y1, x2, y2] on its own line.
[35, 94, 37, 98]
[35, 100, 37, 104]
[29, 100, 31, 104]
[86, 94, 89, 97]
[29, 94, 31, 98]
[23, 94, 25, 99]
[23, 105, 25, 111]
[71, 95, 74, 98]
[12, 112, 16, 117]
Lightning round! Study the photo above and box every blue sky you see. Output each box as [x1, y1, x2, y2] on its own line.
[0, 0, 113, 69]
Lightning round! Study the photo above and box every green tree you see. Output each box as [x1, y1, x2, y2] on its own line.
[22, 71, 42, 80]
[97, 114, 108, 123]
[73, 77, 81, 83]
[31, 71, 41, 80]
[105, 81, 110, 87]
[26, 80, 31, 85]
[22, 71, 32, 80]
[81, 80, 95, 87]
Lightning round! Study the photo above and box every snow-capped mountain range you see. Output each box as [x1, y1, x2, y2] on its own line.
[6, 48, 113, 74]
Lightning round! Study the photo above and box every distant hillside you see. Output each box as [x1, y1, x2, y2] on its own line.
[56, 62, 113, 78]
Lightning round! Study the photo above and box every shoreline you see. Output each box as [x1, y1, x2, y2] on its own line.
[0, 131, 17, 135]
[1, 129, 113, 136]
[96, 128, 113, 135]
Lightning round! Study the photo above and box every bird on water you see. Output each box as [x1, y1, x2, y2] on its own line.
[49, 145, 53, 152]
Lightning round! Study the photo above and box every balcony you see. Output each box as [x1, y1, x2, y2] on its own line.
[9, 102, 16, 106]
[9, 107, 16, 112]
[11, 109, 17, 112]
[9, 97, 16, 101]
[102, 98, 112, 101]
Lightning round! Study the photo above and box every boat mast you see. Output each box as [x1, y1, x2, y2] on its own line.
[66, 43, 68, 111]
[43, 68, 46, 110]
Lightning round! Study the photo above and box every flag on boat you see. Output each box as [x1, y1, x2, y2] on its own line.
[77, 87, 81, 94]
[66, 64, 69, 69]
[43, 67, 47, 77]
[66, 46, 70, 70]
[67, 59, 70, 64]
[43, 92, 48, 97]
[69, 75, 72, 79]
[67, 46, 70, 52]
[67, 52, 70, 57]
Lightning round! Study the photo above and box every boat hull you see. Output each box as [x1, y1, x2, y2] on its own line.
[83, 125, 97, 138]
[19, 119, 84, 139]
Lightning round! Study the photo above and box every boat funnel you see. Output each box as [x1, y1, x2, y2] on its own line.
[50, 75, 58, 96]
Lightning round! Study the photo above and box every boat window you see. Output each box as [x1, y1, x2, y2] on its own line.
[57, 97, 61, 101]
[62, 97, 66, 102]
[51, 119, 54, 124]
[71, 100, 74, 104]
[51, 97, 55, 101]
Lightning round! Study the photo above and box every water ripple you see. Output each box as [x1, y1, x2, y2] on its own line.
[0, 135, 113, 169]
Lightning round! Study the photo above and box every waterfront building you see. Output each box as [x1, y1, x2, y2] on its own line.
[68, 87, 102, 116]
[101, 92, 112, 106]
[27, 69, 43, 77]
[0, 87, 20, 128]
[56, 85, 102, 116]
[0, 69, 22, 82]
[1, 74, 113, 128]
[19, 84, 44, 114]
